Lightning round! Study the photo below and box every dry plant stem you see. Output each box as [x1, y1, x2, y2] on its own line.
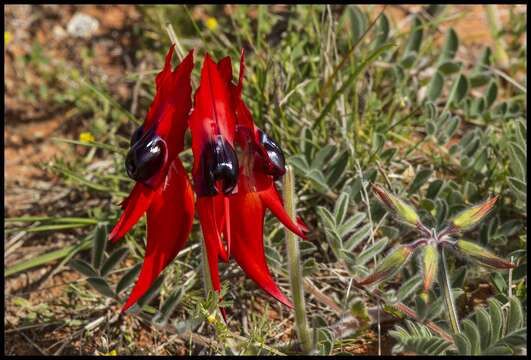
[165, 23, 185, 61]
[283, 166, 313, 353]
[438, 248, 461, 334]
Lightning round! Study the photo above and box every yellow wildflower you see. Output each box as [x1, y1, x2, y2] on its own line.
[104, 349, 118, 356]
[5, 31, 12, 45]
[79, 132, 95, 143]
[207, 313, 217, 324]
[205, 17, 218, 31]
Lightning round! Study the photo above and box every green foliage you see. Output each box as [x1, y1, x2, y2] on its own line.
[390, 320, 452, 355]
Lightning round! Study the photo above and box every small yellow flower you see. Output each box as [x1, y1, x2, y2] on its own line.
[205, 17, 218, 31]
[5, 31, 12, 45]
[207, 314, 217, 324]
[79, 132, 95, 143]
[104, 349, 118, 356]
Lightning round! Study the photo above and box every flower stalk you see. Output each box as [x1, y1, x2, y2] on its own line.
[283, 166, 313, 353]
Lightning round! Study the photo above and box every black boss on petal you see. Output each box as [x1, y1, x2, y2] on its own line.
[256, 129, 286, 178]
[196, 135, 239, 196]
[130, 125, 145, 147]
[125, 127, 167, 184]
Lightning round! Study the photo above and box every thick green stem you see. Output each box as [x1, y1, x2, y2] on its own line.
[201, 239, 213, 298]
[438, 248, 461, 334]
[283, 166, 313, 353]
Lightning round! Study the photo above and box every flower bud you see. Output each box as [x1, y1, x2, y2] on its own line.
[421, 243, 438, 292]
[372, 184, 420, 226]
[450, 196, 498, 231]
[358, 245, 414, 285]
[456, 240, 516, 269]
[419, 290, 430, 304]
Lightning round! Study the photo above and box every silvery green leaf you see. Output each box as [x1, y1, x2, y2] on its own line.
[485, 81, 498, 108]
[454, 333, 472, 355]
[397, 274, 422, 301]
[344, 223, 371, 251]
[87, 277, 116, 298]
[374, 13, 390, 48]
[448, 73, 469, 106]
[311, 144, 336, 170]
[462, 319, 481, 355]
[334, 192, 350, 225]
[356, 237, 389, 266]
[439, 28, 458, 61]
[337, 212, 366, 238]
[92, 224, 108, 270]
[475, 308, 492, 350]
[116, 263, 142, 294]
[506, 296, 523, 334]
[408, 168, 432, 193]
[438, 60, 462, 75]
[69, 259, 99, 278]
[427, 71, 444, 101]
[488, 298, 503, 345]
[100, 247, 129, 276]
[405, 16, 423, 54]
[152, 288, 184, 327]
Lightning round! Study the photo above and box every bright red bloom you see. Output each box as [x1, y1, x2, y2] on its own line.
[109, 46, 195, 313]
[109, 46, 309, 316]
[188, 50, 308, 310]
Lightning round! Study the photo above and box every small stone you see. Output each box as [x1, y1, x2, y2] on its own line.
[67, 13, 99, 38]
[52, 24, 67, 40]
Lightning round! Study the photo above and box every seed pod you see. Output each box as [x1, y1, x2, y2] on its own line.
[372, 184, 420, 226]
[450, 196, 498, 231]
[421, 243, 438, 292]
[358, 245, 414, 286]
[456, 240, 516, 269]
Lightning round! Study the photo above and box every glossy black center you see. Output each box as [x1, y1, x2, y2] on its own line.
[130, 125, 144, 147]
[257, 129, 286, 178]
[196, 135, 239, 196]
[125, 127, 166, 183]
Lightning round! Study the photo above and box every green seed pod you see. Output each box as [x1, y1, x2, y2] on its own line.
[358, 245, 414, 285]
[456, 240, 516, 269]
[372, 184, 420, 226]
[450, 196, 498, 231]
[422, 243, 439, 292]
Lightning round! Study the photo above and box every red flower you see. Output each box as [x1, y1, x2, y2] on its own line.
[189, 49, 308, 310]
[109, 46, 308, 316]
[108, 46, 195, 313]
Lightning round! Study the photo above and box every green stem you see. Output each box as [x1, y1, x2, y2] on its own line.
[200, 238, 213, 298]
[438, 248, 461, 334]
[283, 166, 313, 353]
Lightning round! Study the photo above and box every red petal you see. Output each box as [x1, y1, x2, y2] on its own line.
[108, 182, 154, 243]
[217, 56, 233, 84]
[260, 184, 307, 239]
[110, 48, 194, 242]
[189, 53, 237, 179]
[145, 47, 194, 145]
[122, 159, 194, 312]
[230, 190, 293, 308]
[197, 196, 226, 293]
